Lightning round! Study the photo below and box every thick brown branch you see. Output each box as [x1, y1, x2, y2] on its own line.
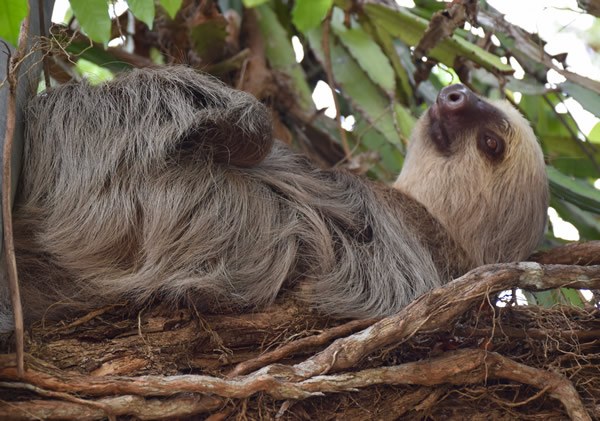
[530, 241, 600, 265]
[0, 349, 588, 420]
[0, 395, 223, 420]
[0, 262, 597, 419]
[292, 263, 600, 377]
[457, 326, 600, 341]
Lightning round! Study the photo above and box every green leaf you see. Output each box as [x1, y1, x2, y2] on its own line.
[0, 0, 28, 47]
[394, 103, 416, 141]
[552, 198, 600, 241]
[364, 4, 513, 74]
[255, 4, 314, 112]
[505, 76, 547, 96]
[70, 0, 111, 45]
[354, 118, 403, 180]
[532, 290, 558, 307]
[242, 0, 269, 7]
[519, 93, 599, 178]
[561, 81, 600, 119]
[65, 41, 133, 72]
[530, 101, 576, 140]
[547, 166, 600, 214]
[190, 19, 228, 63]
[587, 122, 600, 144]
[330, 8, 395, 97]
[560, 289, 585, 308]
[75, 58, 114, 84]
[532, 289, 584, 308]
[292, 0, 333, 32]
[413, 0, 446, 13]
[306, 25, 403, 150]
[159, 0, 182, 19]
[127, 0, 154, 28]
[541, 135, 600, 178]
[369, 22, 413, 104]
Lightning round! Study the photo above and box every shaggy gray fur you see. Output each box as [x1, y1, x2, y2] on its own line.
[0, 67, 548, 331]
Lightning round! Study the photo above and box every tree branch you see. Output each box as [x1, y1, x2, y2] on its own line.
[292, 263, 600, 377]
[0, 348, 589, 420]
[530, 241, 600, 265]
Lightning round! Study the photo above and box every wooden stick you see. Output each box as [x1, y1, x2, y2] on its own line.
[1, 15, 30, 377]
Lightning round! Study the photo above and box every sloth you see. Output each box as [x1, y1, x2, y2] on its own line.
[0, 66, 548, 330]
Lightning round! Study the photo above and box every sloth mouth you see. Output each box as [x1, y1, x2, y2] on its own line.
[427, 104, 452, 153]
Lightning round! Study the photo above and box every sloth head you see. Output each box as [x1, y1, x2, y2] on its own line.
[395, 84, 549, 268]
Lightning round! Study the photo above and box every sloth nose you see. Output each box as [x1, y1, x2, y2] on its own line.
[437, 84, 477, 113]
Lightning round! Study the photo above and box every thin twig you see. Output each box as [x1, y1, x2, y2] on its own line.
[2, 16, 30, 377]
[227, 318, 377, 377]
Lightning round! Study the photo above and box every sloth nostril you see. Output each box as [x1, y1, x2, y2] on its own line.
[438, 84, 474, 111]
[448, 92, 462, 103]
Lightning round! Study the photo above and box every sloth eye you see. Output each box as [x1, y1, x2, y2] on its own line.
[478, 132, 505, 161]
[485, 137, 497, 150]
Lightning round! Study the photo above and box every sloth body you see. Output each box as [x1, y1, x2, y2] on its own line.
[0, 67, 548, 330]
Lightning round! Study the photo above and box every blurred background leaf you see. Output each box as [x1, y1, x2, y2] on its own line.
[158, 0, 182, 18]
[0, 0, 29, 47]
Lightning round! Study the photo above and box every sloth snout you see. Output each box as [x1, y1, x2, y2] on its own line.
[437, 84, 476, 114]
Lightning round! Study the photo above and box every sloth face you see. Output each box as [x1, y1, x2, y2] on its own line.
[425, 84, 509, 163]
[395, 85, 549, 268]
